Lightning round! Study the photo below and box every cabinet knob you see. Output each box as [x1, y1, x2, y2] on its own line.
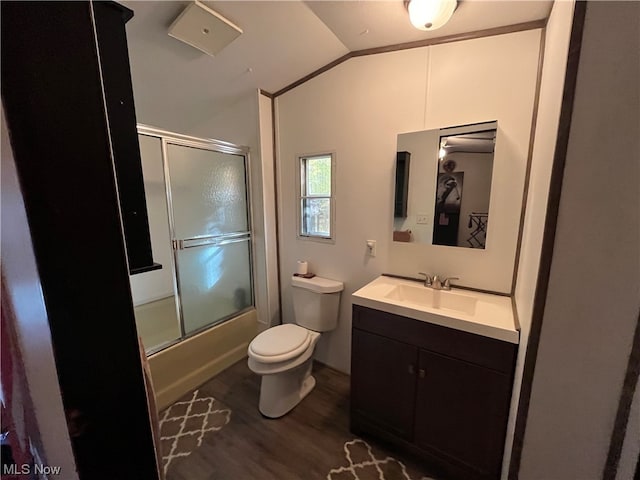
[419, 368, 426, 379]
[408, 364, 415, 375]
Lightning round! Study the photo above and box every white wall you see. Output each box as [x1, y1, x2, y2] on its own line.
[276, 30, 541, 373]
[394, 129, 440, 244]
[389, 32, 540, 294]
[450, 152, 494, 247]
[1, 109, 79, 478]
[258, 94, 280, 327]
[504, 3, 576, 477]
[519, 2, 640, 478]
[129, 135, 174, 305]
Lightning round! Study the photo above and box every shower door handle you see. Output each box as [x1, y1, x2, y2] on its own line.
[179, 233, 251, 250]
[172, 239, 185, 250]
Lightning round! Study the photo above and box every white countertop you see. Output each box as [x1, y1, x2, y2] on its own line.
[352, 275, 519, 344]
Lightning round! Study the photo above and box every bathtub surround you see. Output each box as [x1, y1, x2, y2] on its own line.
[149, 309, 258, 410]
[134, 296, 182, 353]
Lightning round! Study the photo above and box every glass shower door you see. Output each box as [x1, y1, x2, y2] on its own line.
[165, 142, 253, 335]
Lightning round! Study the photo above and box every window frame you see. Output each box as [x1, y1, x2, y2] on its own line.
[297, 152, 336, 243]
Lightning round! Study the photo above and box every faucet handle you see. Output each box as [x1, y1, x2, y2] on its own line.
[418, 272, 432, 285]
[443, 277, 459, 290]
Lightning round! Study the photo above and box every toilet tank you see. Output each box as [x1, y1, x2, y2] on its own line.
[291, 275, 343, 332]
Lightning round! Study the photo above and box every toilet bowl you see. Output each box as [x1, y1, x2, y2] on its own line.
[247, 275, 343, 418]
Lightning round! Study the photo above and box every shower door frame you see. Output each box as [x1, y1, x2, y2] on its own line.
[137, 124, 256, 355]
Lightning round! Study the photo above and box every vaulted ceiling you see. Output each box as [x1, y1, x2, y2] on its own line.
[122, 1, 552, 130]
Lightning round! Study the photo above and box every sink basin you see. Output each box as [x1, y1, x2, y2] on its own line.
[351, 275, 519, 344]
[384, 284, 477, 316]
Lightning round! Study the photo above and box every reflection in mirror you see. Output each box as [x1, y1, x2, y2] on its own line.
[435, 122, 496, 248]
[393, 121, 497, 249]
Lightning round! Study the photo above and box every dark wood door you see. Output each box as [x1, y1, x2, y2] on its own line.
[1, 2, 160, 478]
[351, 329, 418, 440]
[414, 350, 512, 479]
[92, 1, 158, 275]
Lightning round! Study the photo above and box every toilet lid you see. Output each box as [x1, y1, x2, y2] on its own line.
[248, 324, 311, 363]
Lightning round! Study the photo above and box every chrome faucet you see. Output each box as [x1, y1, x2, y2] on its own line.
[442, 277, 459, 290]
[417, 272, 432, 287]
[418, 273, 460, 290]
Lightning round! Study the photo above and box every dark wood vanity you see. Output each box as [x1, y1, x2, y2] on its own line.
[351, 304, 517, 480]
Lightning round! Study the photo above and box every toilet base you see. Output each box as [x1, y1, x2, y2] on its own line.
[258, 358, 316, 418]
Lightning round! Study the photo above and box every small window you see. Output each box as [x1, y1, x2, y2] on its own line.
[299, 153, 334, 240]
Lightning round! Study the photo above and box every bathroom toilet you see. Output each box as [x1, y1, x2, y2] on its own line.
[247, 275, 343, 418]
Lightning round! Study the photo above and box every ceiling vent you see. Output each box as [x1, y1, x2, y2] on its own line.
[168, 1, 242, 56]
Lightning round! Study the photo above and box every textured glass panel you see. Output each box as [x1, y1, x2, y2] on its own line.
[302, 198, 331, 237]
[132, 135, 180, 352]
[177, 240, 253, 334]
[167, 144, 248, 239]
[305, 156, 331, 196]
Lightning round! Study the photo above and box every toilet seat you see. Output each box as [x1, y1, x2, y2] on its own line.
[249, 324, 311, 364]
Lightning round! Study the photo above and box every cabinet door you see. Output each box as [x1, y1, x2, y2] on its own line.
[351, 329, 418, 440]
[415, 350, 512, 478]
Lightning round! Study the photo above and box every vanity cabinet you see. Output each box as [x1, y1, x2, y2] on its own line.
[351, 329, 418, 440]
[351, 305, 517, 480]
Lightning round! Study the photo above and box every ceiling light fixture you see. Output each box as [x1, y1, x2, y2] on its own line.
[406, 0, 458, 31]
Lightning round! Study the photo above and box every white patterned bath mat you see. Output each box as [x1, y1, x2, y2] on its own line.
[159, 389, 231, 474]
[327, 438, 437, 480]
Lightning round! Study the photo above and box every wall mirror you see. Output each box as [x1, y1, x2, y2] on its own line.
[393, 121, 497, 249]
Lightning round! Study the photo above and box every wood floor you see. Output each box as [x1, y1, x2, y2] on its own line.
[163, 359, 440, 480]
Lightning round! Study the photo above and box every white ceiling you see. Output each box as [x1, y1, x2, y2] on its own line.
[122, 0, 552, 131]
[305, 0, 552, 51]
